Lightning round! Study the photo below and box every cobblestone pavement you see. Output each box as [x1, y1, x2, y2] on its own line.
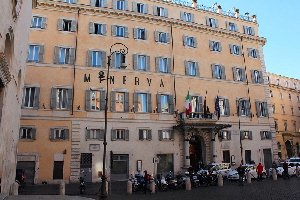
[11, 176, 300, 200]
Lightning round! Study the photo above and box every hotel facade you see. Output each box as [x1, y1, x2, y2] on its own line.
[18, 0, 278, 184]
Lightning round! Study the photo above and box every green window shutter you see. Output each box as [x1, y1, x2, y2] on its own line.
[139, 129, 144, 140]
[69, 48, 76, 65]
[232, 67, 237, 81]
[54, 46, 60, 64]
[101, 51, 106, 67]
[132, 1, 137, 12]
[221, 65, 226, 79]
[57, 18, 63, 31]
[166, 33, 171, 43]
[50, 88, 57, 109]
[206, 17, 210, 26]
[230, 44, 234, 54]
[259, 71, 263, 84]
[169, 95, 174, 114]
[124, 92, 129, 112]
[195, 62, 200, 77]
[156, 94, 161, 113]
[147, 93, 152, 113]
[250, 70, 255, 83]
[211, 64, 216, 78]
[227, 131, 231, 140]
[99, 129, 105, 141]
[153, 6, 158, 15]
[124, 26, 129, 38]
[158, 130, 162, 140]
[33, 87, 40, 108]
[184, 60, 188, 75]
[167, 58, 171, 73]
[124, 0, 129, 10]
[209, 40, 214, 51]
[249, 131, 253, 140]
[240, 131, 245, 140]
[155, 57, 160, 72]
[85, 90, 92, 111]
[154, 31, 159, 42]
[112, 0, 117, 9]
[243, 25, 247, 34]
[87, 50, 93, 66]
[32, 128, 37, 140]
[103, 0, 108, 7]
[64, 129, 69, 140]
[71, 20, 77, 32]
[111, 25, 116, 36]
[241, 68, 246, 82]
[193, 37, 198, 48]
[67, 89, 73, 110]
[180, 11, 184, 20]
[110, 91, 116, 111]
[111, 129, 116, 141]
[100, 90, 106, 111]
[219, 42, 222, 52]
[102, 24, 107, 35]
[133, 54, 138, 70]
[246, 100, 251, 116]
[133, 93, 138, 112]
[125, 130, 129, 141]
[50, 128, 55, 140]
[146, 55, 150, 71]
[111, 52, 116, 68]
[89, 22, 94, 34]
[86, 129, 91, 140]
[225, 99, 230, 115]
[164, 8, 168, 17]
[133, 27, 137, 39]
[91, 0, 96, 6]
[255, 101, 260, 117]
[182, 35, 187, 46]
[38, 45, 44, 63]
[147, 130, 152, 140]
[170, 130, 174, 140]
[264, 102, 269, 117]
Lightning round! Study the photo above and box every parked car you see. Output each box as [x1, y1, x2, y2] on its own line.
[269, 163, 297, 177]
[287, 157, 300, 166]
[199, 163, 231, 177]
[227, 164, 266, 180]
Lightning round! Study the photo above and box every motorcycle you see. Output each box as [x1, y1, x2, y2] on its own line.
[197, 171, 208, 187]
[79, 177, 85, 194]
[207, 173, 218, 186]
[190, 172, 200, 188]
[129, 174, 143, 192]
[166, 171, 178, 190]
[157, 174, 168, 191]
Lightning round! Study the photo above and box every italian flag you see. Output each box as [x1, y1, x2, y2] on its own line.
[185, 91, 191, 116]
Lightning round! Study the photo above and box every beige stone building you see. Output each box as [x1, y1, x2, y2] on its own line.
[267, 72, 300, 160]
[0, 0, 32, 194]
[18, 0, 277, 184]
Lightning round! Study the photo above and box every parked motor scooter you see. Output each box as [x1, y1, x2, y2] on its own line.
[79, 177, 86, 194]
[157, 174, 168, 191]
[166, 171, 178, 190]
[189, 172, 200, 188]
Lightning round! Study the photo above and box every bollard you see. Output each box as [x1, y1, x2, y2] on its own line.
[218, 174, 223, 186]
[127, 181, 132, 195]
[59, 182, 65, 195]
[106, 181, 109, 194]
[150, 180, 155, 193]
[185, 177, 191, 190]
[11, 182, 19, 195]
[272, 169, 277, 180]
[247, 172, 251, 183]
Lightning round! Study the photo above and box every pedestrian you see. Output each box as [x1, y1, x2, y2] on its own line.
[237, 164, 245, 186]
[143, 170, 151, 194]
[256, 163, 264, 181]
[197, 161, 204, 171]
[272, 161, 278, 173]
[282, 161, 290, 180]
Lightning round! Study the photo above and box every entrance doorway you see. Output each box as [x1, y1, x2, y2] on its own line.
[285, 140, 293, 158]
[157, 154, 173, 177]
[16, 161, 35, 185]
[263, 149, 272, 169]
[189, 135, 205, 171]
[80, 153, 92, 182]
[111, 154, 129, 180]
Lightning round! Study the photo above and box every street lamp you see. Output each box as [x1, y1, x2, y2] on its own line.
[100, 43, 128, 198]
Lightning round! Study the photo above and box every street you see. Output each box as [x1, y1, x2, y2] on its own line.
[9, 176, 300, 200]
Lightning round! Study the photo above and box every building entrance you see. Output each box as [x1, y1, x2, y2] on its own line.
[189, 135, 205, 171]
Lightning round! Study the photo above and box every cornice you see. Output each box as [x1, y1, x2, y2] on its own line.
[269, 84, 300, 93]
[36, 2, 266, 45]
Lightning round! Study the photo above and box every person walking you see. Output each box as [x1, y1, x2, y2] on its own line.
[256, 163, 264, 181]
[143, 170, 151, 194]
[237, 164, 245, 186]
[283, 161, 290, 180]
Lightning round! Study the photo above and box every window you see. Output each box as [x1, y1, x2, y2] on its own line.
[157, 94, 174, 113]
[154, 6, 167, 17]
[112, 25, 128, 38]
[61, 0, 77, 3]
[92, 0, 108, 7]
[116, 26, 125, 37]
[28, 45, 44, 63]
[209, 40, 222, 52]
[232, 67, 245, 82]
[139, 129, 152, 140]
[189, 96, 203, 118]
[212, 64, 226, 79]
[284, 121, 288, 131]
[86, 129, 104, 140]
[57, 18, 77, 32]
[294, 83, 297, 90]
[154, 31, 170, 43]
[53, 161, 63, 180]
[240, 131, 252, 140]
[282, 105, 285, 114]
[31, 16, 47, 29]
[183, 35, 197, 48]
[89, 22, 107, 35]
[251, 70, 263, 83]
[50, 128, 69, 140]
[112, 52, 126, 69]
[111, 91, 129, 112]
[293, 122, 297, 132]
[219, 131, 231, 140]
[218, 98, 230, 116]
[111, 129, 129, 141]
[244, 25, 255, 36]
[133, 54, 150, 71]
[156, 57, 171, 73]
[134, 93, 151, 112]
[256, 101, 268, 117]
[133, 2, 147, 13]
[297, 96, 300, 102]
[22, 86, 40, 108]
[54, 46, 76, 65]
[185, 61, 199, 76]
[272, 104, 275, 113]
[19, 127, 36, 140]
[291, 107, 294, 115]
[226, 22, 237, 31]
[280, 92, 283, 99]
[86, 90, 105, 111]
[116, 0, 125, 10]
[230, 44, 241, 55]
[50, 88, 72, 110]
[206, 17, 218, 27]
[270, 90, 273, 97]
[289, 94, 292, 101]
[237, 99, 251, 116]
[133, 28, 147, 40]
[275, 121, 278, 131]
[158, 130, 174, 140]
[87, 50, 106, 67]
[286, 81, 289, 88]
[248, 48, 258, 58]
[276, 79, 280, 86]
[180, 11, 194, 22]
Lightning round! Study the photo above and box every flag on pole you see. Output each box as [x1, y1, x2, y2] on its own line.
[185, 91, 191, 116]
[215, 96, 220, 120]
[204, 97, 207, 118]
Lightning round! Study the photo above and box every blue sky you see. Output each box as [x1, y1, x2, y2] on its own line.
[197, 0, 300, 79]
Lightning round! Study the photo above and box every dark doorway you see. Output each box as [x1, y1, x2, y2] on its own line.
[245, 150, 251, 164]
[223, 150, 230, 163]
[189, 135, 205, 171]
[16, 161, 35, 185]
[111, 154, 129, 180]
[263, 149, 272, 169]
[157, 154, 173, 177]
[80, 153, 92, 182]
[53, 161, 63, 179]
[285, 140, 293, 158]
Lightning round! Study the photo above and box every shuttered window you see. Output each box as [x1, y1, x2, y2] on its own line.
[54, 46, 76, 65]
[111, 129, 129, 141]
[156, 94, 174, 114]
[50, 128, 69, 140]
[232, 67, 245, 82]
[111, 91, 129, 112]
[57, 18, 77, 32]
[50, 88, 73, 110]
[218, 98, 230, 116]
[212, 64, 226, 79]
[22, 87, 40, 109]
[260, 131, 271, 140]
[133, 54, 150, 71]
[220, 131, 231, 140]
[28, 45, 44, 63]
[87, 50, 106, 67]
[139, 129, 152, 140]
[134, 93, 152, 113]
[19, 128, 36, 140]
[184, 61, 199, 76]
[237, 99, 251, 117]
[256, 101, 268, 117]
[31, 16, 47, 29]
[240, 131, 252, 140]
[85, 90, 105, 111]
[91, 0, 108, 7]
[251, 70, 263, 83]
[209, 40, 222, 52]
[158, 130, 174, 140]
[206, 17, 218, 27]
[86, 129, 104, 140]
[226, 21, 237, 31]
[244, 25, 255, 36]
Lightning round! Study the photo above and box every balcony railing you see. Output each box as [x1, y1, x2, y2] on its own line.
[178, 112, 216, 120]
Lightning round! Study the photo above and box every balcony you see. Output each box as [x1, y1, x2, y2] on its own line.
[178, 112, 216, 121]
